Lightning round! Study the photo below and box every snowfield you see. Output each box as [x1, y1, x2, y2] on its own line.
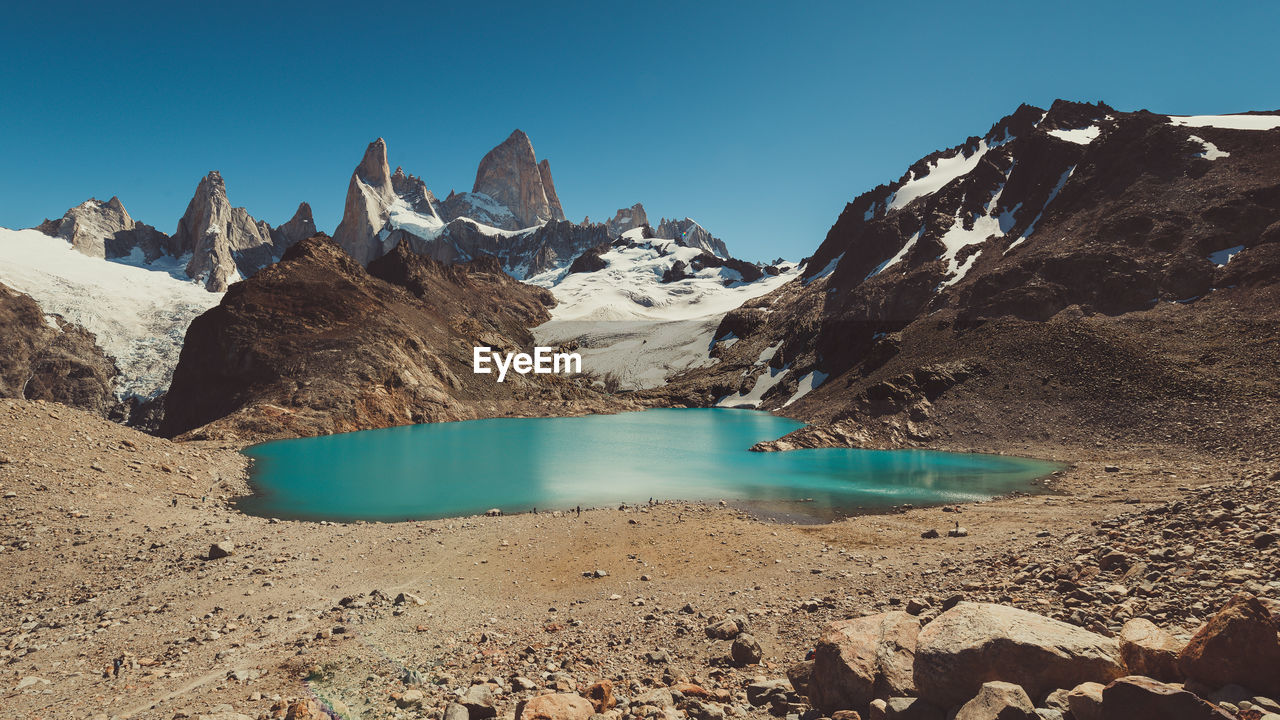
[1047, 125, 1101, 145]
[887, 140, 992, 212]
[0, 227, 222, 399]
[1167, 114, 1280, 131]
[527, 230, 797, 389]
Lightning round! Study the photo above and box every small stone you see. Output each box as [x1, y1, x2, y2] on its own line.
[207, 542, 234, 560]
[730, 633, 763, 666]
[444, 703, 469, 720]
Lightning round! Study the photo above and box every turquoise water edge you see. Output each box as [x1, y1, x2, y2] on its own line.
[238, 408, 1060, 523]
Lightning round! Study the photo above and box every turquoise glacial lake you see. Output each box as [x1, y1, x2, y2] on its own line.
[239, 409, 1059, 523]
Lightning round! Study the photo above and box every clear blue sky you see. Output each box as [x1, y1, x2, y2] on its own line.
[2, 1, 1278, 262]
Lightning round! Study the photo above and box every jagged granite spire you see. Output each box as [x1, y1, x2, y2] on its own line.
[170, 171, 276, 292]
[472, 130, 566, 228]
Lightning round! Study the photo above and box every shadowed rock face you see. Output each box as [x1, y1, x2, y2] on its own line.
[160, 235, 620, 441]
[0, 283, 117, 416]
[656, 100, 1280, 453]
[472, 129, 566, 229]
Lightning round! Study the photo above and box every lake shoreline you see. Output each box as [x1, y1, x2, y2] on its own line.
[232, 408, 1065, 525]
[2, 397, 1270, 719]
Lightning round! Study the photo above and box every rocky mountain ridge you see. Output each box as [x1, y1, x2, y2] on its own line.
[33, 176, 313, 292]
[329, 135, 734, 279]
[160, 234, 629, 440]
[656, 101, 1280, 453]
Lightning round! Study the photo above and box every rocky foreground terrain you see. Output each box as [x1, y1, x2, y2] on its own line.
[1, 396, 1276, 720]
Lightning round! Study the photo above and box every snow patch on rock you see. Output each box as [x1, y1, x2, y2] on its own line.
[0, 228, 222, 399]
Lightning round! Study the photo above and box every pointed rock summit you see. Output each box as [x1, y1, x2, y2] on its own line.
[270, 202, 317, 256]
[170, 171, 277, 292]
[656, 217, 729, 257]
[334, 138, 401, 265]
[472, 130, 567, 229]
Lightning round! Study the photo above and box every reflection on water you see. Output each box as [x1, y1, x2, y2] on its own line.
[239, 409, 1060, 523]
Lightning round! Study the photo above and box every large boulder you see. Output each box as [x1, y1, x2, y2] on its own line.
[516, 693, 594, 720]
[1177, 594, 1280, 696]
[1118, 618, 1184, 682]
[808, 611, 920, 713]
[913, 603, 1124, 708]
[1100, 676, 1234, 720]
[954, 681, 1035, 720]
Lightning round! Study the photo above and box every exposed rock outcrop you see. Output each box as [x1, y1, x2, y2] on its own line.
[656, 217, 730, 257]
[657, 101, 1280, 455]
[471, 129, 566, 229]
[332, 138, 398, 266]
[34, 196, 170, 261]
[269, 202, 317, 257]
[0, 283, 117, 416]
[160, 235, 623, 441]
[607, 203, 649, 236]
[539, 159, 564, 222]
[169, 171, 278, 292]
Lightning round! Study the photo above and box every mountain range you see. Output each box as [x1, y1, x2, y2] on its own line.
[1, 100, 1278, 445]
[657, 100, 1280, 452]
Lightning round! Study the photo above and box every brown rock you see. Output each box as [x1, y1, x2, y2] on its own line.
[606, 203, 649, 236]
[808, 611, 920, 713]
[472, 130, 566, 229]
[1118, 618, 1184, 681]
[284, 699, 326, 719]
[538, 159, 565, 222]
[913, 603, 1123, 708]
[671, 682, 710, 699]
[1178, 594, 1280, 696]
[1100, 676, 1234, 720]
[1065, 681, 1105, 720]
[0, 283, 117, 416]
[731, 633, 764, 666]
[517, 693, 594, 720]
[584, 680, 616, 713]
[953, 681, 1035, 720]
[787, 660, 815, 696]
